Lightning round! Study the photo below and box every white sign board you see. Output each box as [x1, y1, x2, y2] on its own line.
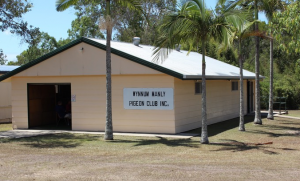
[71, 95, 76, 102]
[123, 88, 174, 110]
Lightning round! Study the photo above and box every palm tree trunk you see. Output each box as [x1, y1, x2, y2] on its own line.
[201, 40, 209, 144]
[239, 41, 245, 131]
[105, 0, 113, 140]
[267, 38, 274, 120]
[253, 0, 262, 125]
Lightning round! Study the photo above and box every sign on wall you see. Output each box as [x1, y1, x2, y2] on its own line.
[123, 88, 174, 110]
[71, 95, 76, 102]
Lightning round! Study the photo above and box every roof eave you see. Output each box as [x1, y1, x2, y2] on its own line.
[0, 71, 9, 74]
[183, 75, 264, 80]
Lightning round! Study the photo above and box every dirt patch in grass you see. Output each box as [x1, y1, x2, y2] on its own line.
[1, 116, 300, 180]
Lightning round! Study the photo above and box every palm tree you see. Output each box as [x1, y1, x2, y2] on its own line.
[218, 1, 250, 131]
[153, 0, 243, 144]
[56, 0, 140, 140]
[260, 0, 285, 120]
[231, 22, 257, 131]
[219, 0, 263, 124]
[252, 0, 263, 124]
[219, 0, 264, 130]
[224, 0, 285, 122]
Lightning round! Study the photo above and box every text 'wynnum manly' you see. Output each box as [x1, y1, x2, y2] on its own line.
[132, 91, 166, 97]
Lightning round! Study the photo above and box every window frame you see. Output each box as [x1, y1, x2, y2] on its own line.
[195, 81, 202, 94]
[231, 81, 239, 91]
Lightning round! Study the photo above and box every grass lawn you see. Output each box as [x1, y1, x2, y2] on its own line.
[0, 123, 12, 132]
[286, 110, 300, 117]
[1, 115, 300, 181]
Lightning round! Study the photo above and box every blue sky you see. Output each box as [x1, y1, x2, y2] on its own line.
[0, 0, 266, 62]
[0, 0, 76, 62]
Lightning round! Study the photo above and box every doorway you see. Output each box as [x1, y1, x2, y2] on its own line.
[28, 83, 71, 130]
[247, 81, 254, 113]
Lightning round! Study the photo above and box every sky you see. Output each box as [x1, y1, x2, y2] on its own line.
[0, 0, 267, 63]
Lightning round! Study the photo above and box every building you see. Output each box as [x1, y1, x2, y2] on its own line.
[0, 37, 259, 133]
[0, 65, 19, 123]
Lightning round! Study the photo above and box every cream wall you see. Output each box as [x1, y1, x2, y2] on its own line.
[11, 75, 175, 133]
[15, 43, 162, 77]
[0, 79, 12, 123]
[11, 42, 175, 133]
[174, 79, 250, 133]
[8, 41, 256, 134]
[11, 74, 253, 133]
[112, 75, 175, 133]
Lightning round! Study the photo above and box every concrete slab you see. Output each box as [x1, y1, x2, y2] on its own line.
[0, 130, 64, 138]
[0, 129, 198, 139]
[261, 110, 300, 120]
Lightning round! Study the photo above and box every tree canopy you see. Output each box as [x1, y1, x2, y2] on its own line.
[272, 0, 300, 53]
[0, 0, 40, 64]
[67, 0, 105, 39]
[0, 49, 7, 65]
[8, 32, 71, 65]
[0, 0, 40, 45]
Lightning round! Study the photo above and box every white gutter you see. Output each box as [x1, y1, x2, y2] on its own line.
[183, 75, 265, 80]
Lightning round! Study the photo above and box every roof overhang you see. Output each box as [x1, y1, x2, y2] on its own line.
[183, 75, 264, 80]
[0, 71, 9, 74]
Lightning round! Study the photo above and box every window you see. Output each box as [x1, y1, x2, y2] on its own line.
[232, 81, 238, 91]
[195, 82, 202, 94]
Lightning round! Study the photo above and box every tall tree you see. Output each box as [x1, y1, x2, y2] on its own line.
[12, 32, 64, 65]
[66, 0, 176, 45]
[67, 0, 104, 39]
[272, 1, 300, 52]
[229, 21, 257, 130]
[0, 49, 7, 65]
[114, 0, 176, 45]
[9, 34, 72, 66]
[153, 0, 242, 144]
[252, 0, 262, 124]
[0, 0, 40, 62]
[219, 0, 264, 124]
[260, 0, 285, 120]
[56, 0, 140, 140]
[219, 1, 260, 131]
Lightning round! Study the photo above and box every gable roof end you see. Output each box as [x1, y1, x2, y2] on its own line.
[0, 37, 183, 81]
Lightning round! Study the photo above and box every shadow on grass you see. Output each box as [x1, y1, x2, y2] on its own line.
[185, 114, 263, 137]
[246, 129, 300, 138]
[280, 121, 300, 126]
[2, 112, 299, 150]
[0, 133, 100, 149]
[210, 139, 297, 154]
[263, 123, 300, 131]
[113, 136, 200, 148]
[245, 119, 300, 138]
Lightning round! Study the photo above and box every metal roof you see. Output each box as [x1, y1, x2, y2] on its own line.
[89, 38, 259, 80]
[0, 37, 260, 81]
[0, 65, 20, 74]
